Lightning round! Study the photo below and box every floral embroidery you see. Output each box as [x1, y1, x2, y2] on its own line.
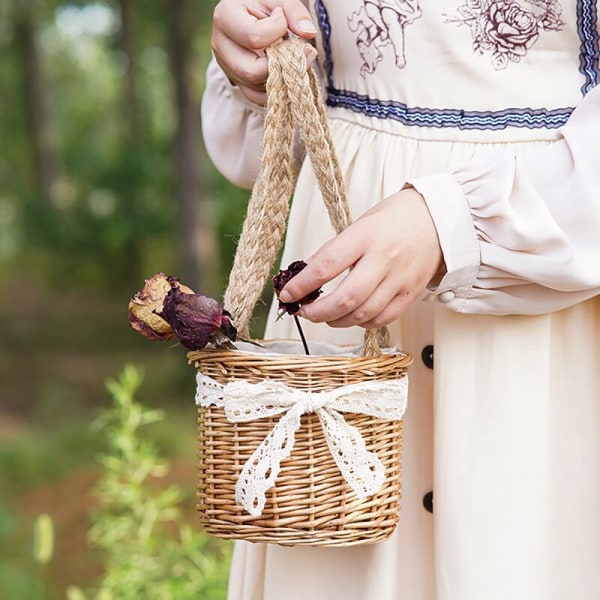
[444, 0, 564, 70]
[317, 0, 595, 130]
[347, 0, 423, 77]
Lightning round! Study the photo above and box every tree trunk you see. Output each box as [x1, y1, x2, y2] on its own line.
[14, 0, 60, 205]
[167, 0, 219, 294]
[117, 0, 143, 141]
[116, 0, 144, 281]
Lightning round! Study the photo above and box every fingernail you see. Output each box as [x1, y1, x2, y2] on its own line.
[304, 45, 318, 65]
[297, 19, 317, 34]
[278, 290, 292, 303]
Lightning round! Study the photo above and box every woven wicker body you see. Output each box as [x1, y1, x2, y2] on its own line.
[190, 347, 411, 547]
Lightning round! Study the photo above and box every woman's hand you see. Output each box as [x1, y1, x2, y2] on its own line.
[211, 0, 317, 105]
[278, 188, 445, 328]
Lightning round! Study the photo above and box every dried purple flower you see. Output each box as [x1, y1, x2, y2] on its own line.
[157, 285, 237, 351]
[272, 260, 322, 315]
[128, 273, 194, 341]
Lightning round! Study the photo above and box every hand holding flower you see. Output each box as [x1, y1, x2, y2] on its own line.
[277, 188, 444, 329]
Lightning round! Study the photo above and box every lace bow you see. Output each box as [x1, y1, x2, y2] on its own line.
[196, 373, 408, 516]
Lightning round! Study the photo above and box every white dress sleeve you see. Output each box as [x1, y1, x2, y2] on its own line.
[411, 84, 600, 315]
[201, 57, 266, 189]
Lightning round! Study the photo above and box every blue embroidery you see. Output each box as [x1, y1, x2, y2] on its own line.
[578, 0, 600, 93]
[315, 0, 599, 130]
[327, 90, 574, 129]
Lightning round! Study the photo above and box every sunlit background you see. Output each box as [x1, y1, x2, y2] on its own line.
[0, 2, 254, 597]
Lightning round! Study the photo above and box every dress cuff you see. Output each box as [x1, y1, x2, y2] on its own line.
[409, 173, 480, 310]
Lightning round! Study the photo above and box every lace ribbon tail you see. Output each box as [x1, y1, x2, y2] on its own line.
[234, 403, 304, 516]
[318, 408, 386, 500]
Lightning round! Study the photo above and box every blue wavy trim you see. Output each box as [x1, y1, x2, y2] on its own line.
[578, 0, 600, 93]
[327, 90, 574, 130]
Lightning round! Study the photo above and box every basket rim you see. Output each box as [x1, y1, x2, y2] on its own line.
[188, 343, 413, 370]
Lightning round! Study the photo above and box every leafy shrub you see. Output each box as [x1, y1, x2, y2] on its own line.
[69, 365, 232, 600]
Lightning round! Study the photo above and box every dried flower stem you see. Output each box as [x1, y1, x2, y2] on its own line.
[293, 315, 310, 356]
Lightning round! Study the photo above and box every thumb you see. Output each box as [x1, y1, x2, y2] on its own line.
[277, 0, 317, 38]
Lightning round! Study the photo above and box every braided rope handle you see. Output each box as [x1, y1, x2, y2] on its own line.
[223, 38, 386, 356]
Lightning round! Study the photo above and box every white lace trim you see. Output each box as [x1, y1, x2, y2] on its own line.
[196, 373, 408, 516]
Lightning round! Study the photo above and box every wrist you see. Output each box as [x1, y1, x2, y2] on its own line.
[400, 185, 446, 284]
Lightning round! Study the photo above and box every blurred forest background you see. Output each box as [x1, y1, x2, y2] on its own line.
[0, 0, 254, 597]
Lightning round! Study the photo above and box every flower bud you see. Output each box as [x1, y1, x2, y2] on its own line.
[272, 260, 322, 315]
[158, 286, 237, 351]
[128, 273, 193, 341]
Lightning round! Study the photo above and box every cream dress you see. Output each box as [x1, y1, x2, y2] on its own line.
[201, 1, 600, 598]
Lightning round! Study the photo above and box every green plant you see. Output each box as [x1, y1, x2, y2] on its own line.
[70, 364, 231, 600]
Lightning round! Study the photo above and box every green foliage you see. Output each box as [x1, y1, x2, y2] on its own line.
[2, 1, 241, 597]
[72, 365, 231, 600]
[0, 419, 101, 492]
[0, 0, 239, 292]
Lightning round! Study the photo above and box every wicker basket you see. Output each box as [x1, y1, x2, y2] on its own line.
[190, 38, 413, 547]
[189, 343, 411, 546]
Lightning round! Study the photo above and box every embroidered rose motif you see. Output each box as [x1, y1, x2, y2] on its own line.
[444, 0, 563, 70]
[484, 2, 539, 66]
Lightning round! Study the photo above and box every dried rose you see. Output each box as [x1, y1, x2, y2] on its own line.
[157, 285, 237, 351]
[128, 273, 194, 341]
[272, 260, 322, 315]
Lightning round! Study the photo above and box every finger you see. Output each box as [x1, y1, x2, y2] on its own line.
[279, 233, 364, 304]
[304, 44, 318, 67]
[310, 269, 398, 327]
[215, 36, 316, 89]
[325, 290, 413, 329]
[360, 293, 416, 329]
[213, 4, 289, 51]
[216, 38, 316, 88]
[245, 2, 271, 19]
[299, 257, 387, 323]
[259, 0, 317, 37]
[213, 34, 270, 90]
